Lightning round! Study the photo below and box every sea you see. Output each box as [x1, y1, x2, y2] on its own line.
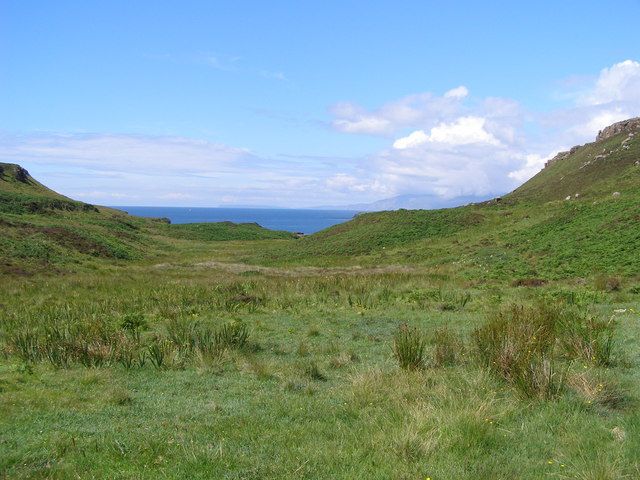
[113, 206, 358, 235]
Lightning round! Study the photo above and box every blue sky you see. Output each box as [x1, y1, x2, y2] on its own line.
[1, 1, 640, 207]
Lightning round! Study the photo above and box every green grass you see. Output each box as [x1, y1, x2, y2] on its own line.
[1, 267, 639, 478]
[1, 127, 640, 477]
[166, 221, 295, 241]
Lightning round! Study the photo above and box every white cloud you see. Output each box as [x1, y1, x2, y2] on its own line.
[160, 192, 196, 200]
[0, 133, 253, 176]
[428, 116, 501, 146]
[568, 108, 629, 138]
[74, 191, 137, 200]
[330, 88, 469, 135]
[444, 86, 469, 99]
[4, 60, 640, 208]
[332, 115, 393, 135]
[0, 132, 358, 207]
[325, 173, 389, 194]
[392, 130, 428, 149]
[579, 60, 640, 106]
[393, 116, 501, 149]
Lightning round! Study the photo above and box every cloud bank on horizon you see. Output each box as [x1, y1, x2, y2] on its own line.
[2, 59, 640, 208]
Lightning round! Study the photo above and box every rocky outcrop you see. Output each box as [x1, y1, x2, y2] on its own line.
[544, 145, 583, 168]
[596, 117, 640, 142]
[543, 117, 639, 170]
[14, 166, 31, 183]
[544, 150, 571, 168]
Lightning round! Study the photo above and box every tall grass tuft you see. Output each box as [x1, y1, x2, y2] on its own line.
[431, 326, 465, 367]
[393, 324, 426, 370]
[215, 320, 249, 349]
[557, 311, 617, 366]
[10, 329, 40, 363]
[148, 337, 170, 369]
[473, 304, 564, 399]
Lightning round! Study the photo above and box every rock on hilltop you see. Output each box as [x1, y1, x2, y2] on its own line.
[596, 117, 640, 141]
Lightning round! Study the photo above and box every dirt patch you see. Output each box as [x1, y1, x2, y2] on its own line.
[155, 260, 422, 277]
[0, 261, 32, 276]
[512, 278, 548, 287]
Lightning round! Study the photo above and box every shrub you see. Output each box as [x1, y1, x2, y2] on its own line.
[165, 317, 199, 351]
[569, 372, 629, 410]
[148, 338, 170, 369]
[329, 350, 359, 369]
[296, 341, 310, 357]
[512, 278, 547, 287]
[393, 324, 426, 370]
[10, 329, 40, 363]
[436, 288, 471, 311]
[117, 340, 137, 369]
[120, 313, 147, 342]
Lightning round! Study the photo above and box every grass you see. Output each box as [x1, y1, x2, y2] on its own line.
[1, 266, 639, 479]
[393, 323, 427, 370]
[1, 129, 640, 477]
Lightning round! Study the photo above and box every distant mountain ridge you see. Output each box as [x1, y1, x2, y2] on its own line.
[313, 193, 494, 212]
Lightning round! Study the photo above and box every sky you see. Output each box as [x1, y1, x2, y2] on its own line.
[1, 0, 640, 208]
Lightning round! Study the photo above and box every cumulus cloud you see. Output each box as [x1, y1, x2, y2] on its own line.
[579, 60, 640, 106]
[427, 116, 501, 146]
[547, 60, 640, 145]
[392, 130, 429, 149]
[393, 116, 501, 150]
[328, 60, 638, 201]
[507, 149, 569, 183]
[330, 88, 469, 135]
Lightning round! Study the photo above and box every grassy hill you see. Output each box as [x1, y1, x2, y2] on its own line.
[3, 121, 640, 281]
[0, 163, 294, 273]
[508, 129, 640, 203]
[255, 124, 640, 280]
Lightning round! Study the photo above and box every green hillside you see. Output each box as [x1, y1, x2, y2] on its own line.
[3, 119, 640, 280]
[508, 129, 640, 203]
[257, 123, 640, 279]
[0, 163, 294, 273]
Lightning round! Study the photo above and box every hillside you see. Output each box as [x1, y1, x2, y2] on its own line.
[508, 118, 640, 203]
[255, 118, 640, 279]
[0, 163, 294, 273]
[2, 117, 639, 280]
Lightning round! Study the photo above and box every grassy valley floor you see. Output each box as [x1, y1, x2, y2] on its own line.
[1, 263, 639, 479]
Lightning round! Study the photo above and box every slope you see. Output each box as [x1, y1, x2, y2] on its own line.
[254, 118, 640, 279]
[0, 163, 294, 273]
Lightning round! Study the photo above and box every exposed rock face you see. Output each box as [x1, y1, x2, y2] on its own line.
[596, 117, 640, 142]
[15, 166, 30, 183]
